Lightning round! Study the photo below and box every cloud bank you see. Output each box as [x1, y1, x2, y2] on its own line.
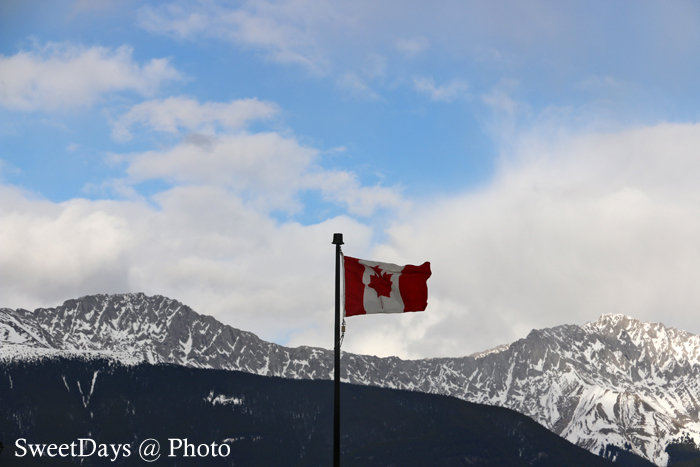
[342, 122, 700, 358]
[4, 118, 700, 359]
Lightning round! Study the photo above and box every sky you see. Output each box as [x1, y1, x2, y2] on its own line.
[4, 0, 700, 359]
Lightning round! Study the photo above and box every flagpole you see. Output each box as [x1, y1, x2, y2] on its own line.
[332, 233, 343, 467]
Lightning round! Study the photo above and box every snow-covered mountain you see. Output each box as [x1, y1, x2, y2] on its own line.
[1, 293, 699, 466]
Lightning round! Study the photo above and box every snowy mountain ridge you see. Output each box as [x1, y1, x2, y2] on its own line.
[2, 293, 699, 466]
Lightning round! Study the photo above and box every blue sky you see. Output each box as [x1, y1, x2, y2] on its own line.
[4, 0, 700, 358]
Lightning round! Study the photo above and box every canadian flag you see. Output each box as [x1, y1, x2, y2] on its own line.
[344, 255, 431, 317]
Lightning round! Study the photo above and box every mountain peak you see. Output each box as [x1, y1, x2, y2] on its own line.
[588, 313, 635, 330]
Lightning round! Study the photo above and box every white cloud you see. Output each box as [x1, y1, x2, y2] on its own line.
[137, 3, 211, 39]
[413, 77, 470, 102]
[113, 127, 404, 216]
[396, 36, 430, 56]
[0, 42, 181, 111]
[340, 122, 700, 358]
[336, 73, 380, 101]
[132, 0, 700, 110]
[120, 131, 318, 211]
[111, 96, 279, 141]
[138, 1, 332, 73]
[0, 182, 374, 346]
[0, 187, 135, 303]
[106, 94, 404, 215]
[304, 170, 405, 217]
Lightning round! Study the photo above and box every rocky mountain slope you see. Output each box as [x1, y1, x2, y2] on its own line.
[2, 293, 700, 466]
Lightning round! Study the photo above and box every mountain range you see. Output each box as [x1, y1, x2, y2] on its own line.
[2, 293, 700, 466]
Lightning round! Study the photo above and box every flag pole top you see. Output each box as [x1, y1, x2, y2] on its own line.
[332, 233, 344, 245]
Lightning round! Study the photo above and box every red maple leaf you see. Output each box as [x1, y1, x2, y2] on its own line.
[368, 265, 393, 298]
